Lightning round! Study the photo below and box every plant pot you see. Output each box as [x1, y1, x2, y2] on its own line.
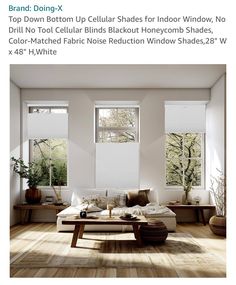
[182, 192, 192, 205]
[25, 188, 41, 204]
[209, 215, 226, 236]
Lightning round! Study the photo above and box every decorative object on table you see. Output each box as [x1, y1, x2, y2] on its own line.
[80, 210, 87, 218]
[120, 214, 138, 220]
[11, 157, 42, 204]
[168, 200, 181, 205]
[107, 203, 114, 218]
[209, 169, 226, 236]
[182, 179, 193, 205]
[192, 196, 201, 205]
[44, 195, 54, 204]
[124, 212, 132, 218]
[52, 185, 63, 205]
[140, 219, 168, 243]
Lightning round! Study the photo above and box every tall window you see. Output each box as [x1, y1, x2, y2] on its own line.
[95, 107, 139, 143]
[165, 133, 204, 187]
[29, 107, 68, 187]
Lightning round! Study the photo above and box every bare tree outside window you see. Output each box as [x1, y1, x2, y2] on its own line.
[166, 133, 203, 187]
[29, 107, 68, 187]
[96, 107, 139, 143]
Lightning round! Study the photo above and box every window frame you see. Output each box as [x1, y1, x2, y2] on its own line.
[95, 107, 140, 143]
[29, 106, 68, 113]
[28, 106, 68, 188]
[165, 133, 205, 189]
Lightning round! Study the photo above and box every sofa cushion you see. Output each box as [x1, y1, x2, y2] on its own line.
[107, 194, 126, 207]
[71, 188, 107, 206]
[81, 195, 108, 209]
[126, 189, 150, 207]
[107, 189, 129, 207]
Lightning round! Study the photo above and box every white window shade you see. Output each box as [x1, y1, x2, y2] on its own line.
[27, 113, 68, 139]
[96, 143, 139, 188]
[165, 104, 206, 133]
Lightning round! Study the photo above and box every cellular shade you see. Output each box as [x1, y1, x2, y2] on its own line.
[27, 113, 68, 139]
[96, 143, 139, 188]
[165, 104, 206, 133]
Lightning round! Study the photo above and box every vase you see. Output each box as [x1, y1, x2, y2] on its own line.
[209, 215, 226, 236]
[55, 190, 63, 205]
[25, 188, 41, 204]
[182, 192, 192, 205]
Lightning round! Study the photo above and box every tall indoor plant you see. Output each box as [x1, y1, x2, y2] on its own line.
[11, 157, 42, 204]
[209, 169, 226, 236]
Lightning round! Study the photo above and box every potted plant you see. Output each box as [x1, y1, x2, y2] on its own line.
[209, 169, 226, 236]
[11, 157, 42, 204]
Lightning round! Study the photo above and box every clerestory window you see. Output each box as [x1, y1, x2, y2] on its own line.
[95, 107, 139, 143]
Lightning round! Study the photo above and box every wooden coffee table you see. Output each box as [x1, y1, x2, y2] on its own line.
[62, 215, 148, 247]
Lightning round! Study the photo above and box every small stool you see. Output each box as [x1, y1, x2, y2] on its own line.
[140, 219, 168, 243]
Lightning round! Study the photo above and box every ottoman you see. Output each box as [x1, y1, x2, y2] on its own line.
[140, 219, 168, 243]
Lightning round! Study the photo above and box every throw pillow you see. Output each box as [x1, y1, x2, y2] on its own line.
[81, 195, 108, 210]
[118, 193, 127, 207]
[86, 204, 103, 212]
[95, 196, 108, 209]
[107, 194, 127, 207]
[126, 189, 150, 207]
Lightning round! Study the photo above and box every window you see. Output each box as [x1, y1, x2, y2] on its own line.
[95, 107, 139, 143]
[165, 133, 204, 187]
[30, 106, 67, 114]
[29, 107, 68, 187]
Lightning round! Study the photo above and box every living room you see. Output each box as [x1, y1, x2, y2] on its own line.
[10, 64, 226, 278]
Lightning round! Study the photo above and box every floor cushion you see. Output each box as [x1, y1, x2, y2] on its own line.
[140, 219, 168, 243]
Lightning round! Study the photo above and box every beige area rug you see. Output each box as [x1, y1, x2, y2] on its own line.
[11, 232, 225, 274]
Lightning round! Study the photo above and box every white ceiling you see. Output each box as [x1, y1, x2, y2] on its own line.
[10, 64, 226, 89]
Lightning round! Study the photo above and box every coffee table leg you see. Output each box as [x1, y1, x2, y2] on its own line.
[132, 224, 142, 246]
[79, 224, 85, 239]
[71, 225, 80, 247]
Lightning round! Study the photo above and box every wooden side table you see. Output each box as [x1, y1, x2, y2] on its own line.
[166, 204, 216, 225]
[14, 204, 69, 224]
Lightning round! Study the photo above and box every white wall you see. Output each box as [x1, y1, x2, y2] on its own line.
[15, 88, 210, 222]
[10, 81, 21, 226]
[206, 75, 226, 190]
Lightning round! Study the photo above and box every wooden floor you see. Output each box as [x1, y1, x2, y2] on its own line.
[10, 222, 226, 278]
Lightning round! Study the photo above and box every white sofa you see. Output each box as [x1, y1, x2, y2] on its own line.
[57, 188, 176, 232]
